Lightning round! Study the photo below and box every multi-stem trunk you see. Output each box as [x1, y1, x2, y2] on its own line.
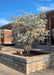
[23, 29, 32, 55]
[23, 41, 32, 55]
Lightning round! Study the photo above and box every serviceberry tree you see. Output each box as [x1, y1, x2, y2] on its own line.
[9, 10, 49, 55]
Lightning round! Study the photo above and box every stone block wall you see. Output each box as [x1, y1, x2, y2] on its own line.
[0, 53, 26, 74]
[0, 52, 53, 74]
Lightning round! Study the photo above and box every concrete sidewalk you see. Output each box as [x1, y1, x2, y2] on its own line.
[0, 63, 54, 75]
[0, 63, 24, 75]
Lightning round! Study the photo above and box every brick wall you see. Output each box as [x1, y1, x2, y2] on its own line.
[4, 30, 12, 44]
[0, 29, 12, 44]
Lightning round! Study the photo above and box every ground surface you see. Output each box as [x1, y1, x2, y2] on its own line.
[0, 63, 24, 75]
[0, 63, 54, 75]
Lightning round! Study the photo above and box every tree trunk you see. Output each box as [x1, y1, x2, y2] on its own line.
[23, 38, 32, 55]
[23, 44, 31, 55]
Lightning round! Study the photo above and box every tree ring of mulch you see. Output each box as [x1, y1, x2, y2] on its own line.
[12, 50, 49, 57]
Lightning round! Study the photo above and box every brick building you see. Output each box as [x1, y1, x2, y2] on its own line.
[0, 10, 54, 45]
[0, 23, 13, 30]
[46, 10, 54, 45]
[0, 29, 12, 44]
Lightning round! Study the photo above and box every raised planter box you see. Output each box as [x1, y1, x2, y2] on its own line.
[0, 51, 53, 75]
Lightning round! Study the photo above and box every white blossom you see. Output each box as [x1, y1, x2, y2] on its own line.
[9, 10, 49, 44]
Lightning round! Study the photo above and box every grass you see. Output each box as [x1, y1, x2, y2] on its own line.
[0, 44, 15, 47]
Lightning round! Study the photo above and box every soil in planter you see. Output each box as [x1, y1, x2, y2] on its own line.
[13, 50, 49, 57]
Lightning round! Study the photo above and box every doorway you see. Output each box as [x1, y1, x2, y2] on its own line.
[51, 17, 54, 44]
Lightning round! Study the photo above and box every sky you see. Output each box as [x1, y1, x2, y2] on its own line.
[0, 0, 54, 26]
